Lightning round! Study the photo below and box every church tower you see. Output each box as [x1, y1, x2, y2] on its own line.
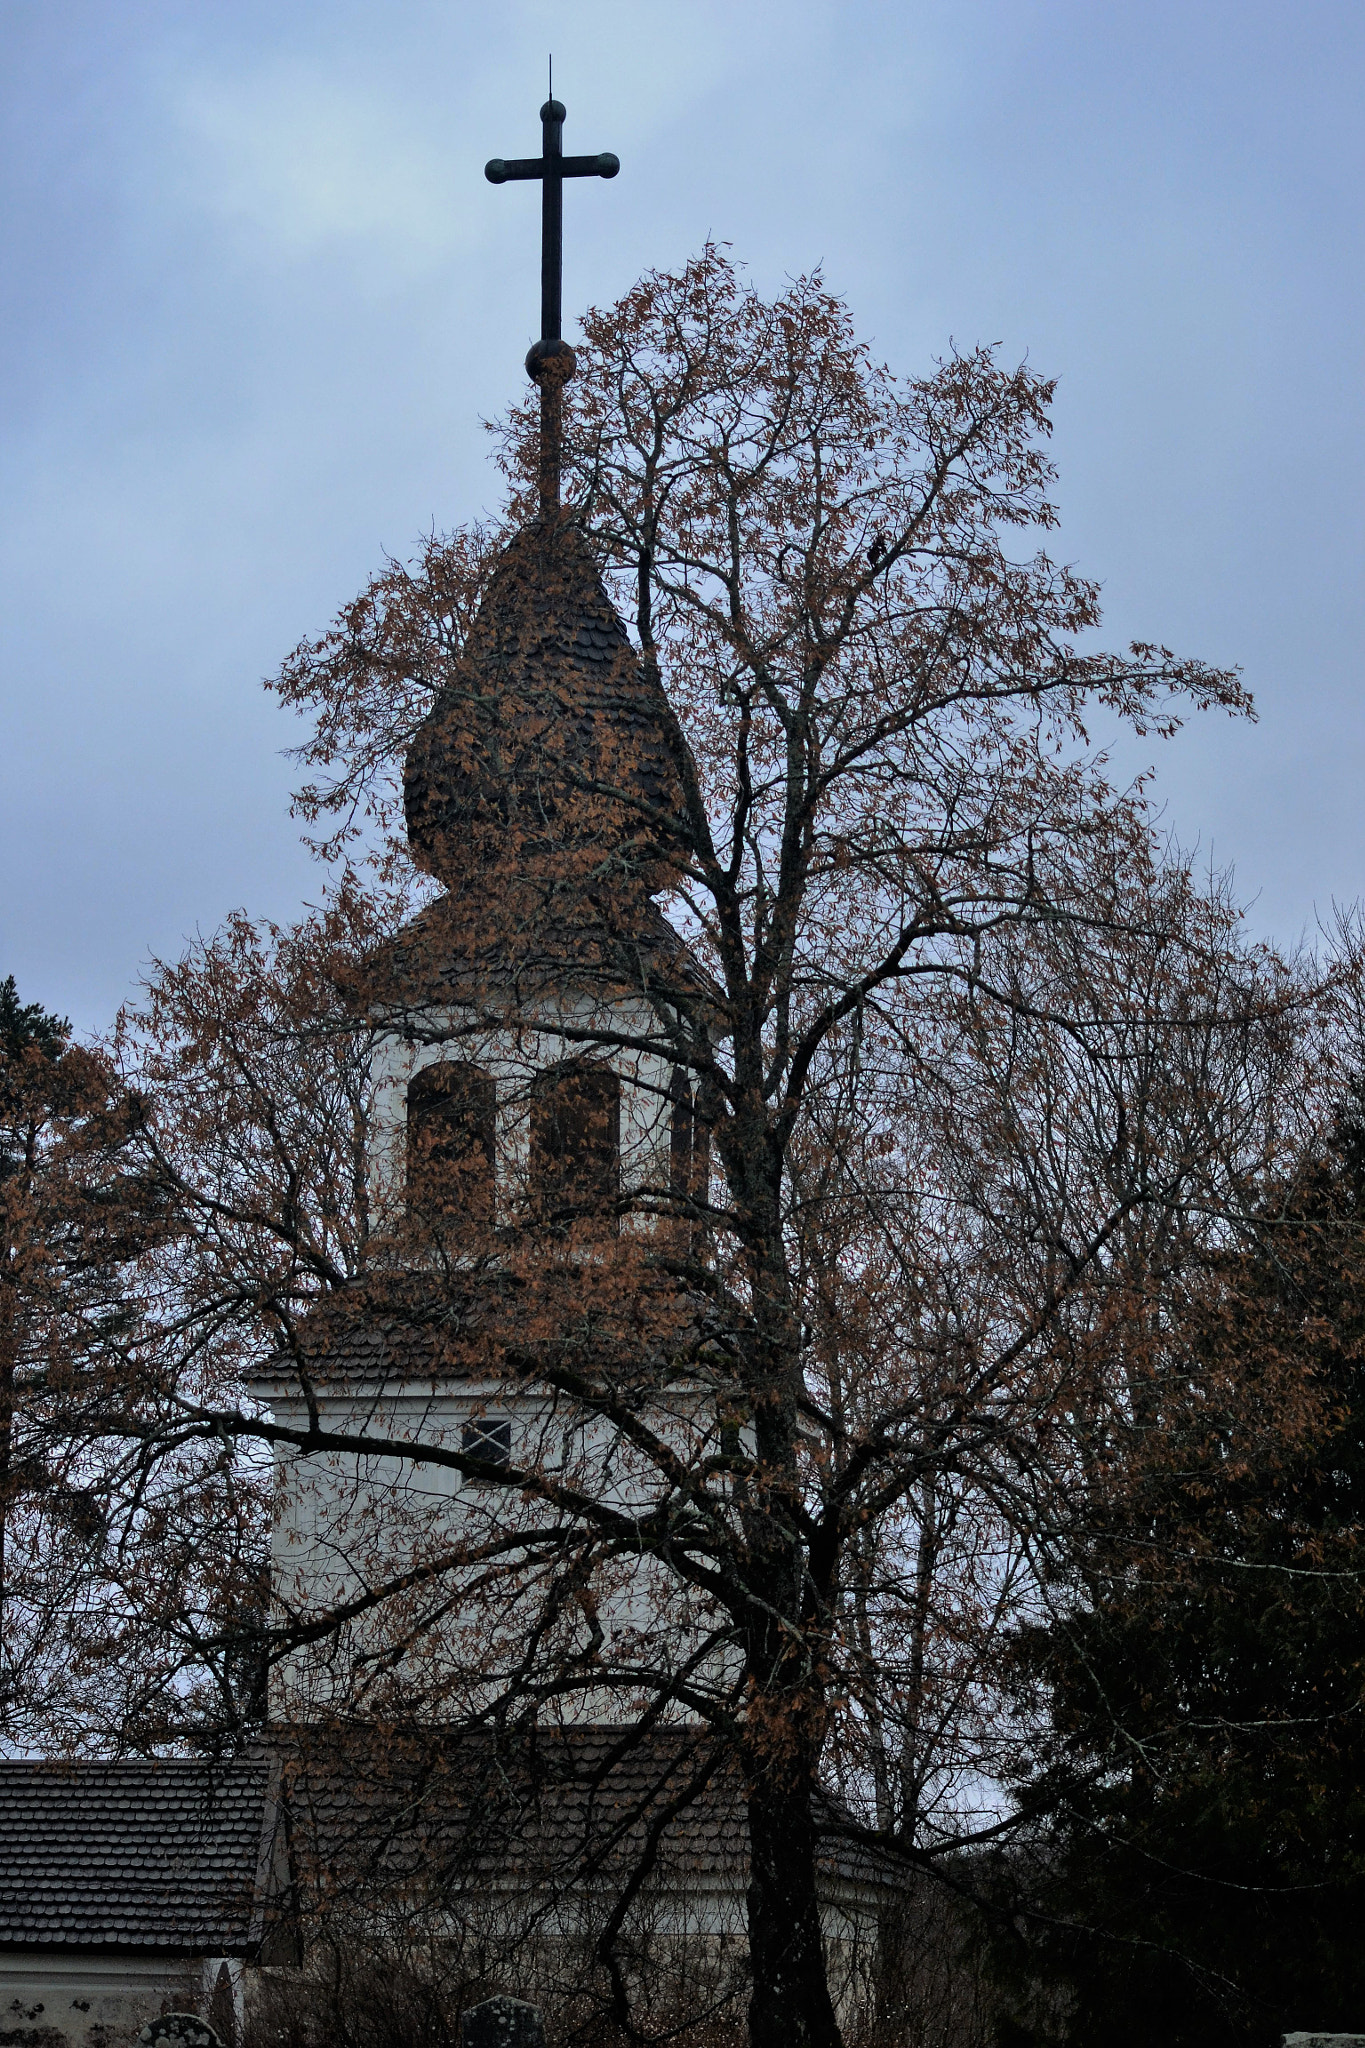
[253, 99, 717, 1725]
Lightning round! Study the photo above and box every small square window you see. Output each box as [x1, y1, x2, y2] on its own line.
[462, 1417, 511, 1470]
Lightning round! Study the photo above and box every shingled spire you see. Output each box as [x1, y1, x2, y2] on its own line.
[403, 520, 684, 915]
[372, 90, 693, 1004]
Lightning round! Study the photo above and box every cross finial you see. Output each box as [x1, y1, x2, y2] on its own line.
[486, 97, 620, 512]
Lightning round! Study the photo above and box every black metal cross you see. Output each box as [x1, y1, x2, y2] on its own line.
[486, 97, 619, 508]
[486, 97, 619, 356]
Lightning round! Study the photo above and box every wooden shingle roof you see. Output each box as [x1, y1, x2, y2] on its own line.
[403, 518, 686, 900]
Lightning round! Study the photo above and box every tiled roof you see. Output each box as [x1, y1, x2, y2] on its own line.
[0, 1734, 901, 1958]
[252, 1260, 711, 1393]
[274, 1723, 905, 1917]
[364, 884, 716, 1011]
[282, 1724, 741, 1902]
[0, 1758, 278, 1956]
[251, 1277, 470, 1390]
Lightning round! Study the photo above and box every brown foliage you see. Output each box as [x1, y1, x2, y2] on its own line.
[0, 977, 157, 1742]
[27, 250, 1329, 2046]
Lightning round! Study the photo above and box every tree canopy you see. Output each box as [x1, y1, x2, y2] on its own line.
[989, 1070, 1365, 2048]
[10, 248, 1338, 2048]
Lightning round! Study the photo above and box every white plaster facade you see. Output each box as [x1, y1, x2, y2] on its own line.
[365, 990, 682, 1236]
[0, 1955, 241, 2048]
[252, 981, 727, 1723]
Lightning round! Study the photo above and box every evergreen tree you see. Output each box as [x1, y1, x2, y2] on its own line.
[0, 976, 150, 1740]
[0, 974, 77, 1626]
[993, 1084, 1365, 2048]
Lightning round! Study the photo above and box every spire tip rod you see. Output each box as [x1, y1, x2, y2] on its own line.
[486, 86, 620, 511]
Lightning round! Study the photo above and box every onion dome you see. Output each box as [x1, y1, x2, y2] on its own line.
[404, 519, 685, 902]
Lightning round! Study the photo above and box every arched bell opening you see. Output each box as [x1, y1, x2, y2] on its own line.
[406, 1060, 497, 1224]
[529, 1060, 621, 1230]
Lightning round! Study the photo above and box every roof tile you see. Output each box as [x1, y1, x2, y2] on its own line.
[0, 1759, 275, 1957]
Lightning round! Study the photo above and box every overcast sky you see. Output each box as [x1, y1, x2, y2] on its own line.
[2, 0, 1362, 1032]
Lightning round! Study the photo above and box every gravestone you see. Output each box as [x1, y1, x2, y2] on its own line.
[1282, 2035, 1365, 2047]
[461, 1997, 545, 2048]
[136, 2019, 223, 2048]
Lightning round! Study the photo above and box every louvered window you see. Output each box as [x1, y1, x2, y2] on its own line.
[406, 1062, 496, 1220]
[529, 1062, 621, 1228]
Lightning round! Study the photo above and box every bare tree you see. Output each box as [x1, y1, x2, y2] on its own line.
[40, 249, 1324, 2047]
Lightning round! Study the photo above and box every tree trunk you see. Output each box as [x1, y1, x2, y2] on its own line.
[745, 1747, 843, 2048]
